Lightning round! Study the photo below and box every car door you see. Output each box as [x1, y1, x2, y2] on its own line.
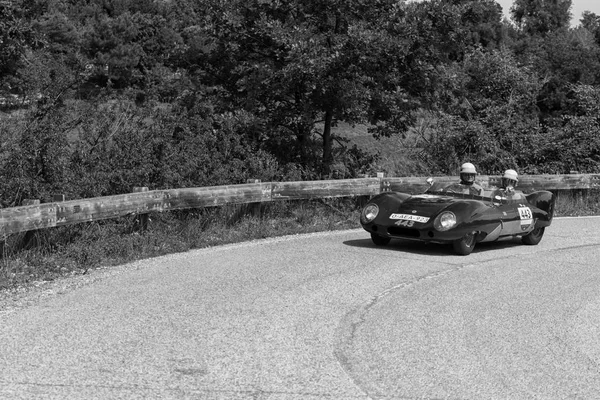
[497, 196, 535, 236]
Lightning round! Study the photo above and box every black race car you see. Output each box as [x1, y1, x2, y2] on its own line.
[360, 180, 555, 255]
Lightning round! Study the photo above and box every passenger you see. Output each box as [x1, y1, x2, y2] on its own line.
[500, 169, 519, 193]
[493, 169, 526, 203]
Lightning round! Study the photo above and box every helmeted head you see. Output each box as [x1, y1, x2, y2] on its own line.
[502, 169, 518, 189]
[459, 162, 477, 185]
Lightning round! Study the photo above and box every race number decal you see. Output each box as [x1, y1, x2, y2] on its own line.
[518, 207, 532, 220]
[395, 220, 415, 227]
[518, 206, 533, 230]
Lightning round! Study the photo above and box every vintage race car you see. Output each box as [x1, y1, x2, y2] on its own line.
[360, 180, 555, 255]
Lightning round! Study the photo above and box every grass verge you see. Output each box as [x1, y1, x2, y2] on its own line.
[0, 198, 364, 290]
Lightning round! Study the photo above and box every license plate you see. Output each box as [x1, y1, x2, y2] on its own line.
[389, 213, 430, 223]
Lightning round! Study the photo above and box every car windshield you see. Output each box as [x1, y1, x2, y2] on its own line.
[425, 181, 526, 204]
[426, 181, 478, 196]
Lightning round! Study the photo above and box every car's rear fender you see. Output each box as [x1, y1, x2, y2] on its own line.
[525, 191, 555, 222]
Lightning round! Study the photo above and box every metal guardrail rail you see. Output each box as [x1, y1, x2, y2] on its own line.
[1, 174, 599, 236]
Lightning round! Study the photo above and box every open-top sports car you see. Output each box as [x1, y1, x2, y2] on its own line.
[360, 180, 555, 255]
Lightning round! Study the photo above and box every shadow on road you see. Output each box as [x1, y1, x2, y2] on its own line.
[343, 237, 523, 257]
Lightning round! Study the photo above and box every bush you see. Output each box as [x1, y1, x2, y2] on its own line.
[520, 85, 600, 174]
[0, 97, 288, 205]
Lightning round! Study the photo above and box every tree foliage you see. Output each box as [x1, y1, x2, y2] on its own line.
[0, 0, 47, 95]
[510, 0, 572, 36]
[2, 0, 600, 205]
[180, 0, 426, 176]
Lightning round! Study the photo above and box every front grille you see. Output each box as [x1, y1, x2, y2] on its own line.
[387, 226, 420, 238]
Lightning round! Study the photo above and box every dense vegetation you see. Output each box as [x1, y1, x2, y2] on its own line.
[2, 0, 600, 207]
[2, 0, 600, 287]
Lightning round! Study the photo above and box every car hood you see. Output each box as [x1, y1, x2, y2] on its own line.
[391, 194, 458, 216]
[372, 192, 483, 222]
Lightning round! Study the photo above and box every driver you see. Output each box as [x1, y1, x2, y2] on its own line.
[457, 162, 484, 195]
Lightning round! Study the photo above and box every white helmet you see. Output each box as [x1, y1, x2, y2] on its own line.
[460, 163, 477, 174]
[503, 169, 518, 181]
[502, 169, 518, 188]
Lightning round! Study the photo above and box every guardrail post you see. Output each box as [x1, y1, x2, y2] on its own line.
[378, 172, 391, 193]
[133, 187, 149, 232]
[246, 179, 262, 217]
[18, 199, 41, 251]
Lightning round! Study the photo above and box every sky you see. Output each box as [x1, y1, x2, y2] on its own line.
[495, 0, 600, 26]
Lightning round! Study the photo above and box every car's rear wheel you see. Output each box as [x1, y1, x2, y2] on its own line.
[371, 233, 391, 246]
[522, 227, 545, 245]
[452, 232, 476, 255]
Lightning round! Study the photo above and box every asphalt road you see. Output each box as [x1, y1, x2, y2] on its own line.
[1, 217, 599, 399]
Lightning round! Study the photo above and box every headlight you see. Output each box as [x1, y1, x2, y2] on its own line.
[433, 211, 457, 231]
[361, 204, 379, 224]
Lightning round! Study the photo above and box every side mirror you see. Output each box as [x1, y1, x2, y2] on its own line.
[426, 177, 434, 186]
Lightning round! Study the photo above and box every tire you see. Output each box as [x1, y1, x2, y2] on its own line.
[522, 227, 545, 245]
[452, 232, 476, 255]
[371, 233, 391, 246]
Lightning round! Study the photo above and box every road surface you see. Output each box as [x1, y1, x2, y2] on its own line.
[1, 217, 599, 399]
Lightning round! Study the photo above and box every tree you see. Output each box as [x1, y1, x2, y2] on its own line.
[36, 0, 186, 93]
[514, 28, 600, 120]
[420, 48, 543, 174]
[0, 0, 47, 98]
[398, 0, 507, 113]
[580, 11, 600, 45]
[180, 0, 425, 177]
[525, 85, 600, 173]
[402, 0, 505, 63]
[510, 0, 572, 36]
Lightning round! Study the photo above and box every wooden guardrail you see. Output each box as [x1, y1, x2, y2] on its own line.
[1, 174, 599, 237]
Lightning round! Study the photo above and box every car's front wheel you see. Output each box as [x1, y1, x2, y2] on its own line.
[453, 232, 476, 255]
[371, 233, 391, 246]
[522, 227, 545, 245]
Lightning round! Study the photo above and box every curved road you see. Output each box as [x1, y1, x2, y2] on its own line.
[1, 217, 600, 399]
